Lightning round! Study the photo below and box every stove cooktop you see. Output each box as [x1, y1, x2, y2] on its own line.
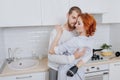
[87, 52, 111, 63]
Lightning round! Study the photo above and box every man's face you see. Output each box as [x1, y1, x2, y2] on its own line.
[67, 11, 79, 30]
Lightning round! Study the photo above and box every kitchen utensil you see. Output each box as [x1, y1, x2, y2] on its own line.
[115, 51, 120, 57]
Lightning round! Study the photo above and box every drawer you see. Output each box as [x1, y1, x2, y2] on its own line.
[0, 71, 49, 80]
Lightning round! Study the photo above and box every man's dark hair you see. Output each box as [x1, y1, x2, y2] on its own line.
[68, 6, 82, 15]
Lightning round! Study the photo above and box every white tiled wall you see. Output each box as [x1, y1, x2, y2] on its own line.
[0, 28, 5, 61]
[3, 26, 53, 58]
[3, 24, 110, 58]
[93, 24, 110, 48]
[0, 29, 2, 54]
[110, 24, 120, 51]
[0, 28, 6, 69]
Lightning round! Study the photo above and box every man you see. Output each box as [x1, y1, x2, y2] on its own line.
[48, 6, 84, 80]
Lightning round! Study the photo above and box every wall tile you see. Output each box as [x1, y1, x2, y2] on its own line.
[0, 28, 5, 60]
[110, 24, 120, 51]
[3, 25, 110, 58]
[93, 24, 110, 48]
[3, 26, 53, 58]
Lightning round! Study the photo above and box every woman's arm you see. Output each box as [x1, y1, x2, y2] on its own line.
[76, 47, 93, 68]
[48, 49, 86, 64]
[49, 38, 86, 64]
[67, 46, 93, 77]
[48, 26, 86, 64]
[49, 27, 63, 54]
[67, 38, 94, 77]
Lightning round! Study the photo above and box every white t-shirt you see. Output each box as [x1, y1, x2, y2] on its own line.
[48, 27, 76, 70]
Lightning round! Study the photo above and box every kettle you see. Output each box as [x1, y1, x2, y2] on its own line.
[115, 51, 120, 57]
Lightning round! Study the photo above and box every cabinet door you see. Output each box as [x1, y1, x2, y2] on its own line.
[0, 0, 41, 27]
[103, 0, 120, 23]
[109, 62, 120, 80]
[69, 0, 107, 13]
[0, 71, 49, 80]
[41, 0, 69, 25]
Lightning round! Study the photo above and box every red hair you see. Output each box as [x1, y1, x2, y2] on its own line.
[80, 13, 96, 37]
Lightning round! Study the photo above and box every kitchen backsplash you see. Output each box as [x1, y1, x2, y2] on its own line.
[110, 23, 120, 51]
[0, 28, 5, 60]
[94, 24, 110, 48]
[3, 26, 53, 59]
[1, 24, 110, 58]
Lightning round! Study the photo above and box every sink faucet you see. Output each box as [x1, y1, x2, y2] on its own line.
[7, 48, 14, 64]
[7, 48, 20, 64]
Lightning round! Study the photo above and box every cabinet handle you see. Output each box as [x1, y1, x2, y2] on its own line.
[16, 75, 32, 79]
[114, 64, 120, 66]
[103, 72, 109, 75]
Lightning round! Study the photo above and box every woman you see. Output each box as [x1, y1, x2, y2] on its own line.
[49, 13, 96, 80]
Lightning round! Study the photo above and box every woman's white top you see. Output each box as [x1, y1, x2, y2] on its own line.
[54, 36, 93, 80]
[48, 27, 77, 70]
[54, 36, 93, 64]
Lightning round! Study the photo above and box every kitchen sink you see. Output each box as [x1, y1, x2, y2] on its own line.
[8, 59, 39, 70]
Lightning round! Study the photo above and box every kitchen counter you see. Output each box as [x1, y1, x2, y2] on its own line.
[84, 55, 120, 66]
[0, 58, 49, 77]
[1, 55, 120, 77]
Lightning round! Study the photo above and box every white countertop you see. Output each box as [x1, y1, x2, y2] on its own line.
[0, 56, 120, 77]
[84, 56, 120, 66]
[0, 58, 49, 77]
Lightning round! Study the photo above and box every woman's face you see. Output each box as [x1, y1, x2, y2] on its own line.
[75, 16, 85, 34]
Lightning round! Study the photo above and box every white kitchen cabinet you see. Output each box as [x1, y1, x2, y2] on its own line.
[69, 0, 107, 14]
[103, 0, 120, 23]
[41, 0, 70, 25]
[0, 0, 115, 26]
[0, 71, 49, 80]
[109, 62, 120, 80]
[41, 0, 108, 25]
[0, 0, 41, 27]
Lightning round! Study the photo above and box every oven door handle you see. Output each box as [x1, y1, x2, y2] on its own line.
[103, 72, 109, 75]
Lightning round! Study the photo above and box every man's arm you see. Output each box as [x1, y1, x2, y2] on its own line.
[48, 28, 57, 53]
[48, 26, 86, 64]
[48, 48, 86, 64]
[48, 54, 75, 64]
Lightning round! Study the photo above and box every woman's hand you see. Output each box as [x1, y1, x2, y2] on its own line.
[49, 25, 63, 54]
[74, 48, 86, 59]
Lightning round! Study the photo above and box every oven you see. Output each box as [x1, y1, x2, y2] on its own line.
[85, 64, 109, 80]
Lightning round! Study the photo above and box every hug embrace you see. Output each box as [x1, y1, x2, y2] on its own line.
[48, 6, 96, 80]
